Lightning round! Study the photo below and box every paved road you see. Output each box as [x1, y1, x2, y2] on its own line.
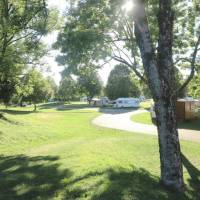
[92, 109, 200, 142]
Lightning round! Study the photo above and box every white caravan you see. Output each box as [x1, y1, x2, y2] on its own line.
[114, 98, 140, 108]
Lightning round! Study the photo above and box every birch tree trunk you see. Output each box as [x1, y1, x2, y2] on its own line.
[134, 0, 184, 190]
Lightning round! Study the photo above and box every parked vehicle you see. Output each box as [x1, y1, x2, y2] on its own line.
[91, 97, 109, 107]
[114, 98, 140, 108]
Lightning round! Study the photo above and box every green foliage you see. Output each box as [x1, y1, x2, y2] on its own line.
[106, 64, 140, 100]
[55, 0, 199, 93]
[188, 73, 200, 98]
[0, 0, 58, 105]
[58, 76, 78, 101]
[22, 70, 52, 105]
[174, 67, 186, 98]
[77, 67, 102, 100]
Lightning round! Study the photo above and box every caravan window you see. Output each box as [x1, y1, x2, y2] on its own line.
[118, 100, 122, 104]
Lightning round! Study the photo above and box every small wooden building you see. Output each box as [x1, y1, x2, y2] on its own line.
[176, 99, 198, 121]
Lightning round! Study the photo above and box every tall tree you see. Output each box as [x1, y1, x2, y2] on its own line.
[106, 64, 140, 100]
[55, 0, 200, 190]
[58, 76, 77, 102]
[23, 70, 52, 111]
[77, 67, 102, 103]
[0, 0, 57, 105]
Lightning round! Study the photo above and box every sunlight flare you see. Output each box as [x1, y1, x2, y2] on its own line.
[122, 0, 135, 12]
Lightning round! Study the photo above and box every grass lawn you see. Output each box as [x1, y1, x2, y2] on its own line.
[139, 100, 152, 110]
[131, 111, 200, 131]
[131, 112, 153, 125]
[0, 103, 200, 200]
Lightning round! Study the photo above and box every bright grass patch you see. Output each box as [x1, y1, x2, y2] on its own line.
[0, 103, 199, 200]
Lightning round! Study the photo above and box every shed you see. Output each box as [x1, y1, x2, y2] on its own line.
[176, 99, 198, 120]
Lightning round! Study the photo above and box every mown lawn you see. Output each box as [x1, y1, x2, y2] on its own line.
[0, 103, 200, 200]
[131, 112, 153, 125]
[131, 111, 200, 131]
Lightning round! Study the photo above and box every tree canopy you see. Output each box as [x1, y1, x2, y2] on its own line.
[0, 0, 58, 105]
[22, 69, 53, 110]
[188, 73, 200, 98]
[77, 67, 102, 102]
[55, 0, 200, 88]
[106, 64, 140, 100]
[58, 76, 78, 102]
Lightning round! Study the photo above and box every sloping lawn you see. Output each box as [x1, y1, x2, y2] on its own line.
[131, 111, 200, 131]
[0, 103, 199, 200]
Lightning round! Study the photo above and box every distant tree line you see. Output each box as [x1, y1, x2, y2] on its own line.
[57, 66, 103, 104]
[105, 64, 151, 100]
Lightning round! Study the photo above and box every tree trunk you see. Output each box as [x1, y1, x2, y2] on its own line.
[133, 0, 184, 190]
[154, 99, 184, 190]
[156, 0, 184, 189]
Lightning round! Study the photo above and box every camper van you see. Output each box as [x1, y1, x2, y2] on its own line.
[114, 98, 140, 108]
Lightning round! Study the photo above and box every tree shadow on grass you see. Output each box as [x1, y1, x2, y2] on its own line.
[38, 102, 65, 110]
[0, 154, 198, 200]
[63, 167, 191, 200]
[182, 153, 200, 200]
[0, 109, 33, 115]
[90, 168, 188, 200]
[0, 155, 72, 200]
[0, 112, 21, 125]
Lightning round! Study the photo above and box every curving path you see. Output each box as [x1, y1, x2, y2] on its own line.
[92, 109, 200, 142]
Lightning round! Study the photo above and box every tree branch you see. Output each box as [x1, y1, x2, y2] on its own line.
[112, 54, 147, 83]
[176, 34, 200, 94]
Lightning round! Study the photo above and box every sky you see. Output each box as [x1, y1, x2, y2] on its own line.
[42, 0, 115, 85]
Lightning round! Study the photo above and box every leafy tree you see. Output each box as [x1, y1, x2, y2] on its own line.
[106, 64, 140, 100]
[188, 73, 200, 98]
[15, 73, 34, 106]
[0, 76, 18, 106]
[77, 67, 102, 103]
[23, 70, 52, 111]
[55, 0, 200, 190]
[58, 76, 77, 102]
[0, 0, 58, 105]
[138, 80, 152, 99]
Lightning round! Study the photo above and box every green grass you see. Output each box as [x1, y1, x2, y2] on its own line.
[131, 111, 200, 131]
[131, 112, 153, 125]
[139, 100, 152, 110]
[0, 103, 200, 200]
